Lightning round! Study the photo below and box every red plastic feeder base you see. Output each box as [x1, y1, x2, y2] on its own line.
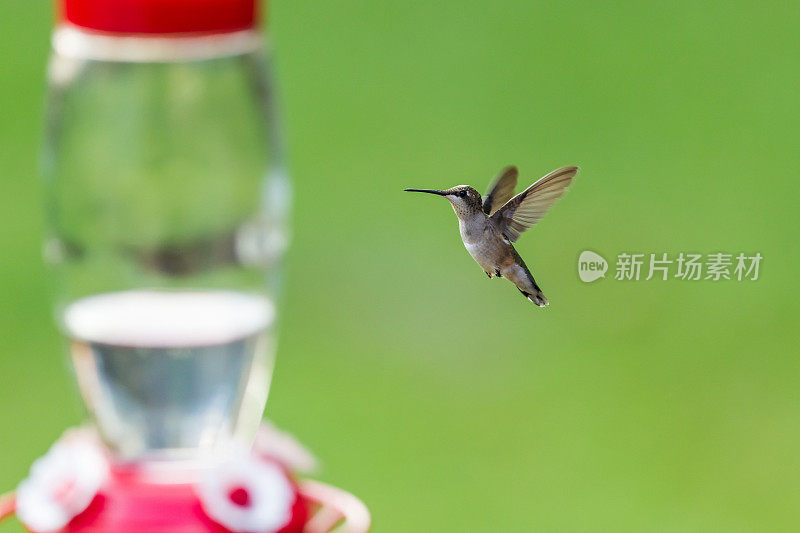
[2, 471, 369, 533]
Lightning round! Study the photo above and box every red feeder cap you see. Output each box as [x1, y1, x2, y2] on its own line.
[60, 0, 261, 35]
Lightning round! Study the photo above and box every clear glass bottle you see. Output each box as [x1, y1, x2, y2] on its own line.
[41, 1, 289, 462]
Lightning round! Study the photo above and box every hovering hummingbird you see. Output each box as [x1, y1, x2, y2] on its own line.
[405, 165, 579, 306]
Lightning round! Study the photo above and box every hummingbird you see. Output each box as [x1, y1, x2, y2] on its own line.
[405, 165, 579, 306]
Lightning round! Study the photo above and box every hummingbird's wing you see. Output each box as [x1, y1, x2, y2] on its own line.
[490, 166, 578, 242]
[482, 166, 518, 215]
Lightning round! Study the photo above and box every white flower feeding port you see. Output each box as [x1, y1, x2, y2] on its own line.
[15, 437, 108, 532]
[0, 424, 370, 533]
[197, 451, 296, 532]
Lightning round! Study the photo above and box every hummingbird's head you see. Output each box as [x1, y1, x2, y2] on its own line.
[404, 185, 483, 219]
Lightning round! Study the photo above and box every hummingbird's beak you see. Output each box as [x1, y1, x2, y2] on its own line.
[404, 188, 448, 196]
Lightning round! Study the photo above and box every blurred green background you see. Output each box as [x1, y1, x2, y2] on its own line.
[1, 1, 799, 531]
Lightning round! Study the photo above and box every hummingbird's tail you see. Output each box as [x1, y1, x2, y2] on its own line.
[510, 249, 549, 306]
[519, 283, 548, 307]
[523, 287, 548, 306]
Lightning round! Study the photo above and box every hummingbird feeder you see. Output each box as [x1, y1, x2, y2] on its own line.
[1, 0, 370, 531]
